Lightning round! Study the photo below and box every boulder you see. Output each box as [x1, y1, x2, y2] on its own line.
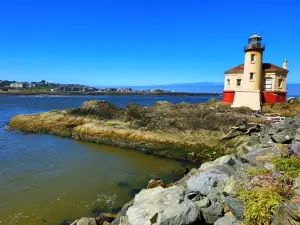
[236, 142, 255, 157]
[111, 201, 133, 225]
[292, 177, 300, 199]
[199, 155, 241, 171]
[117, 216, 130, 225]
[200, 201, 223, 224]
[223, 176, 236, 196]
[174, 168, 198, 186]
[70, 217, 97, 225]
[294, 128, 300, 141]
[291, 141, 300, 156]
[195, 197, 211, 209]
[187, 167, 230, 195]
[272, 130, 295, 144]
[225, 197, 244, 222]
[259, 125, 273, 143]
[200, 189, 225, 224]
[147, 178, 165, 189]
[240, 146, 282, 168]
[125, 186, 199, 225]
[195, 197, 210, 208]
[72, 100, 122, 119]
[272, 201, 300, 225]
[214, 216, 243, 225]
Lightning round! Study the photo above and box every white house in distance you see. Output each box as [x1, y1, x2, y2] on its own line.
[222, 33, 288, 110]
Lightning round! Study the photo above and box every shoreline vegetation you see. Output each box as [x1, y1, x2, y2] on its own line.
[0, 90, 220, 96]
[8, 99, 300, 225]
[9, 99, 266, 163]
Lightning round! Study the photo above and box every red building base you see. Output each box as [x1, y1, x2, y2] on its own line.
[262, 91, 287, 103]
[222, 90, 235, 103]
[222, 90, 287, 104]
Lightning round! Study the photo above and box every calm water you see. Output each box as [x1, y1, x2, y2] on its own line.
[0, 95, 215, 225]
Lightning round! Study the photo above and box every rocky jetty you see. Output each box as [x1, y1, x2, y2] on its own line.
[72, 115, 300, 225]
[9, 99, 267, 163]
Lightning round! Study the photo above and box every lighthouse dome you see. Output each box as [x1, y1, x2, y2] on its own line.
[249, 32, 262, 40]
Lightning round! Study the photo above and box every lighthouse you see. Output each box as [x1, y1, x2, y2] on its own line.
[222, 33, 288, 110]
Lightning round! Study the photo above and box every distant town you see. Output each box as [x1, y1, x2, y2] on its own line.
[0, 80, 165, 93]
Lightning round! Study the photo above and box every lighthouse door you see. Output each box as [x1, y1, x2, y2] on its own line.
[264, 78, 272, 90]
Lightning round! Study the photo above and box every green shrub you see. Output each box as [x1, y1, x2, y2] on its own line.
[237, 187, 282, 225]
[273, 157, 300, 178]
[246, 167, 271, 176]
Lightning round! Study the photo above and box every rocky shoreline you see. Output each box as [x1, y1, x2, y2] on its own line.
[7, 99, 300, 224]
[71, 115, 300, 225]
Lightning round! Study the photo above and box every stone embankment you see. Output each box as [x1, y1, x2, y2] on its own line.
[71, 115, 300, 225]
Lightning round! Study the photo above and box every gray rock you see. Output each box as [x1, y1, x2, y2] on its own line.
[214, 216, 243, 225]
[200, 189, 224, 224]
[240, 146, 282, 168]
[248, 134, 260, 145]
[126, 186, 199, 225]
[174, 168, 198, 186]
[291, 141, 300, 156]
[223, 176, 236, 195]
[200, 201, 223, 224]
[195, 197, 211, 208]
[295, 128, 300, 141]
[272, 201, 300, 225]
[214, 165, 236, 177]
[292, 177, 300, 199]
[225, 196, 244, 222]
[199, 155, 241, 171]
[117, 216, 130, 225]
[272, 130, 294, 144]
[269, 122, 293, 135]
[70, 217, 97, 225]
[259, 125, 273, 143]
[111, 201, 133, 225]
[187, 167, 230, 195]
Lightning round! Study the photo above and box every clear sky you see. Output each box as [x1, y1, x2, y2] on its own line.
[0, 0, 299, 86]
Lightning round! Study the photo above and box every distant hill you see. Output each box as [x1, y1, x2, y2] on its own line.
[97, 82, 300, 96]
[128, 82, 224, 93]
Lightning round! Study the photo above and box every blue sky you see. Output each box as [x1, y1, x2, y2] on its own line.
[0, 0, 299, 86]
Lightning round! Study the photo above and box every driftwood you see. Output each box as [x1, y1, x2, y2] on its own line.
[220, 123, 262, 141]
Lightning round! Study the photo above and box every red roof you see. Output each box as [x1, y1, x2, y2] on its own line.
[225, 63, 288, 73]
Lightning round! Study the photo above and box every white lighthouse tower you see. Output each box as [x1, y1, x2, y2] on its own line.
[232, 32, 265, 110]
[222, 33, 288, 109]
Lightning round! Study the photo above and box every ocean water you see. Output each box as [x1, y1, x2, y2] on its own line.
[0, 95, 216, 225]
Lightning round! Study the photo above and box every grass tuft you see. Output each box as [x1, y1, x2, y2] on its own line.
[236, 187, 282, 225]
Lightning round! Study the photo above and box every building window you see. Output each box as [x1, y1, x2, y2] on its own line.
[250, 72, 254, 81]
[227, 79, 230, 88]
[278, 79, 283, 88]
[264, 78, 272, 90]
[237, 79, 241, 87]
[251, 54, 256, 62]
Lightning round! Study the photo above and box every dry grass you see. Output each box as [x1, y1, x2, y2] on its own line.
[9, 111, 228, 162]
[262, 100, 300, 117]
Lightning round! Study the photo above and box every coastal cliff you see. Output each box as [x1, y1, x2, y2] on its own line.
[72, 115, 300, 225]
[9, 99, 267, 163]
